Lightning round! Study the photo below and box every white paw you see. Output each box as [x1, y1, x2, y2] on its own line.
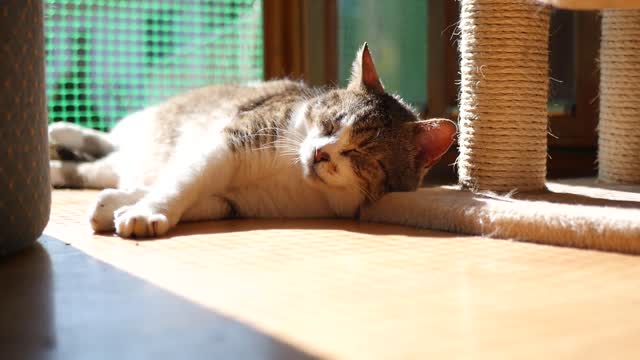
[88, 188, 147, 232]
[114, 203, 171, 238]
[49, 122, 83, 148]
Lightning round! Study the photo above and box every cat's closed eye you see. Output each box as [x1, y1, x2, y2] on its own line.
[340, 148, 359, 156]
[323, 122, 337, 136]
[352, 131, 378, 150]
[334, 113, 347, 123]
[324, 114, 347, 135]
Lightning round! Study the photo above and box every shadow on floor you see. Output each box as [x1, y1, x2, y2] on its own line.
[123, 217, 463, 240]
[0, 236, 321, 360]
[94, 181, 640, 242]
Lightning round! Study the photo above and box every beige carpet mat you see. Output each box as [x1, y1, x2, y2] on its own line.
[362, 178, 640, 254]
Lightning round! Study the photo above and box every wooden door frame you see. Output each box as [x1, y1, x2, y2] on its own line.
[263, 0, 337, 86]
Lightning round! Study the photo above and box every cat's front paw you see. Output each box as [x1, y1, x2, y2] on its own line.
[88, 188, 147, 232]
[114, 203, 171, 238]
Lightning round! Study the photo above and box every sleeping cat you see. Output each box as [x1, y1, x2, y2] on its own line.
[49, 43, 457, 238]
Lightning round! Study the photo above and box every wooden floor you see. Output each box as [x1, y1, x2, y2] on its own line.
[3, 189, 640, 359]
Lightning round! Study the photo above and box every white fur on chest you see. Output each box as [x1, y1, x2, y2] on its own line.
[222, 152, 360, 218]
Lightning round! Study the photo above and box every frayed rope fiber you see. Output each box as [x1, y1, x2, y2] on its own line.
[599, 10, 640, 184]
[457, 0, 551, 192]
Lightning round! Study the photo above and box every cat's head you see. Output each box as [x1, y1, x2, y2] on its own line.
[297, 43, 456, 201]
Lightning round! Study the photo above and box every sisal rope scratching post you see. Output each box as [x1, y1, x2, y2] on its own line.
[457, 0, 551, 192]
[598, 10, 640, 184]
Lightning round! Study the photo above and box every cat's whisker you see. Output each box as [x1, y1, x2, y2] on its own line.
[273, 143, 301, 155]
[276, 137, 303, 146]
[254, 142, 279, 151]
[277, 142, 300, 150]
[252, 133, 301, 148]
[285, 156, 302, 165]
[354, 182, 374, 202]
[278, 152, 301, 160]
[253, 127, 304, 144]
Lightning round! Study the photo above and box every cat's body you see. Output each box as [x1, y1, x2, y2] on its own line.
[49, 44, 456, 238]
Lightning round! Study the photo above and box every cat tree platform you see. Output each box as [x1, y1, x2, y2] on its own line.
[436, 0, 640, 253]
[10, 188, 633, 359]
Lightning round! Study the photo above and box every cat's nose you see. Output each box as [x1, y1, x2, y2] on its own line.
[314, 148, 330, 163]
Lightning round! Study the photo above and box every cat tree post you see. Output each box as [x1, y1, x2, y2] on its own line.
[457, 0, 551, 192]
[598, 9, 640, 184]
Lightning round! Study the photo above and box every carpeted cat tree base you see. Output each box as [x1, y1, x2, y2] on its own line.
[440, 0, 640, 253]
[362, 179, 640, 254]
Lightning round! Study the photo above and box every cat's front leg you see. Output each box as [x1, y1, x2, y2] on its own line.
[113, 180, 202, 238]
[90, 187, 232, 234]
[113, 140, 234, 238]
[114, 196, 232, 237]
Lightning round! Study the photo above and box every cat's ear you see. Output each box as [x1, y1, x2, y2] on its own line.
[348, 42, 385, 94]
[413, 119, 457, 169]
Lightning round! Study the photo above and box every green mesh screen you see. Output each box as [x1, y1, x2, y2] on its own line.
[44, 0, 264, 131]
